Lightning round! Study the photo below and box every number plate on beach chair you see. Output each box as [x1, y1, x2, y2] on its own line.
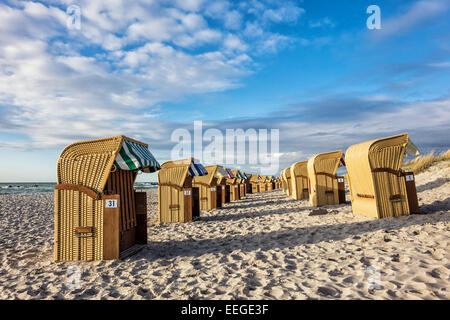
[105, 199, 118, 208]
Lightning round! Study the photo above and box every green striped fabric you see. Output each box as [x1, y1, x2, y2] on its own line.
[113, 140, 161, 172]
[236, 171, 245, 179]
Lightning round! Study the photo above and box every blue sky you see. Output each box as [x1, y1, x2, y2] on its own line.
[0, 0, 449, 182]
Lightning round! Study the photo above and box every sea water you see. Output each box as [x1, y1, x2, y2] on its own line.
[0, 182, 157, 195]
[0, 183, 56, 195]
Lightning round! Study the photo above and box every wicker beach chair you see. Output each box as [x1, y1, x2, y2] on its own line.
[345, 134, 420, 218]
[232, 170, 246, 198]
[54, 135, 160, 261]
[193, 165, 227, 211]
[242, 172, 252, 194]
[284, 169, 293, 196]
[307, 150, 343, 206]
[214, 166, 230, 204]
[290, 161, 309, 200]
[280, 169, 287, 194]
[259, 176, 267, 192]
[158, 158, 207, 222]
[249, 174, 260, 193]
[225, 168, 240, 201]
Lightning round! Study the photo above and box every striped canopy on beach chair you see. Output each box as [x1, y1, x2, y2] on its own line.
[161, 158, 208, 180]
[232, 170, 245, 180]
[215, 166, 228, 179]
[225, 168, 235, 179]
[113, 139, 160, 172]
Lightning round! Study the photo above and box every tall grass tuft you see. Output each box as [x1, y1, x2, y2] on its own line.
[403, 149, 450, 174]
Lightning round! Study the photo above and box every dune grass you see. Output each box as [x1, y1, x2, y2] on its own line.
[402, 149, 450, 174]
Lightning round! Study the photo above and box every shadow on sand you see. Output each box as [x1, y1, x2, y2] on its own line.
[416, 178, 450, 193]
[139, 208, 449, 262]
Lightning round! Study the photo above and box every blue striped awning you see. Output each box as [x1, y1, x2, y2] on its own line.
[188, 160, 208, 176]
[114, 140, 161, 173]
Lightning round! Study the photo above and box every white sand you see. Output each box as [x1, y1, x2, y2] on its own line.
[0, 161, 448, 300]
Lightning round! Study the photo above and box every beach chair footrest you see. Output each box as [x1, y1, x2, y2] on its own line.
[119, 244, 145, 260]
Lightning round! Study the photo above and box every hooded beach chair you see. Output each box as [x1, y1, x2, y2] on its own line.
[290, 161, 309, 200]
[158, 158, 207, 222]
[273, 177, 279, 189]
[193, 165, 220, 211]
[345, 133, 420, 218]
[54, 135, 161, 261]
[249, 174, 260, 193]
[197, 165, 228, 209]
[259, 176, 268, 192]
[307, 150, 344, 206]
[281, 169, 287, 194]
[284, 168, 293, 196]
[215, 165, 230, 204]
[241, 171, 251, 195]
[243, 172, 253, 194]
[232, 170, 246, 198]
[225, 168, 240, 201]
[266, 176, 274, 191]
[239, 171, 247, 197]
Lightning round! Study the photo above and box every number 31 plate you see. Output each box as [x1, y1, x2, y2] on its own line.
[105, 199, 118, 208]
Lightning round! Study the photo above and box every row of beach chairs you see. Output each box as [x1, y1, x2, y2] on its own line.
[53, 133, 419, 262]
[280, 133, 420, 219]
[53, 135, 280, 261]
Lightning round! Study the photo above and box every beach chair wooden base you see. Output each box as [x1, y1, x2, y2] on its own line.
[192, 187, 200, 219]
[224, 185, 230, 203]
[404, 172, 420, 214]
[239, 184, 246, 198]
[337, 176, 346, 204]
[216, 185, 223, 208]
[229, 184, 240, 201]
[245, 182, 252, 194]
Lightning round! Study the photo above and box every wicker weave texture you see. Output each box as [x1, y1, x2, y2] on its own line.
[307, 150, 343, 206]
[346, 134, 410, 218]
[290, 161, 308, 200]
[54, 189, 103, 261]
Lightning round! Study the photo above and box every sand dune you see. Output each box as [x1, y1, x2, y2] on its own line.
[0, 161, 448, 299]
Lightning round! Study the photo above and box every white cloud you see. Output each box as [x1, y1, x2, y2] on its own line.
[258, 34, 291, 53]
[262, 3, 305, 23]
[309, 17, 335, 28]
[0, 0, 305, 150]
[428, 61, 450, 68]
[223, 34, 248, 52]
[371, 0, 450, 38]
[224, 10, 243, 30]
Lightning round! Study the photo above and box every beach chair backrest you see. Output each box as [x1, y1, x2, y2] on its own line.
[346, 133, 412, 218]
[290, 161, 308, 200]
[307, 150, 343, 206]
